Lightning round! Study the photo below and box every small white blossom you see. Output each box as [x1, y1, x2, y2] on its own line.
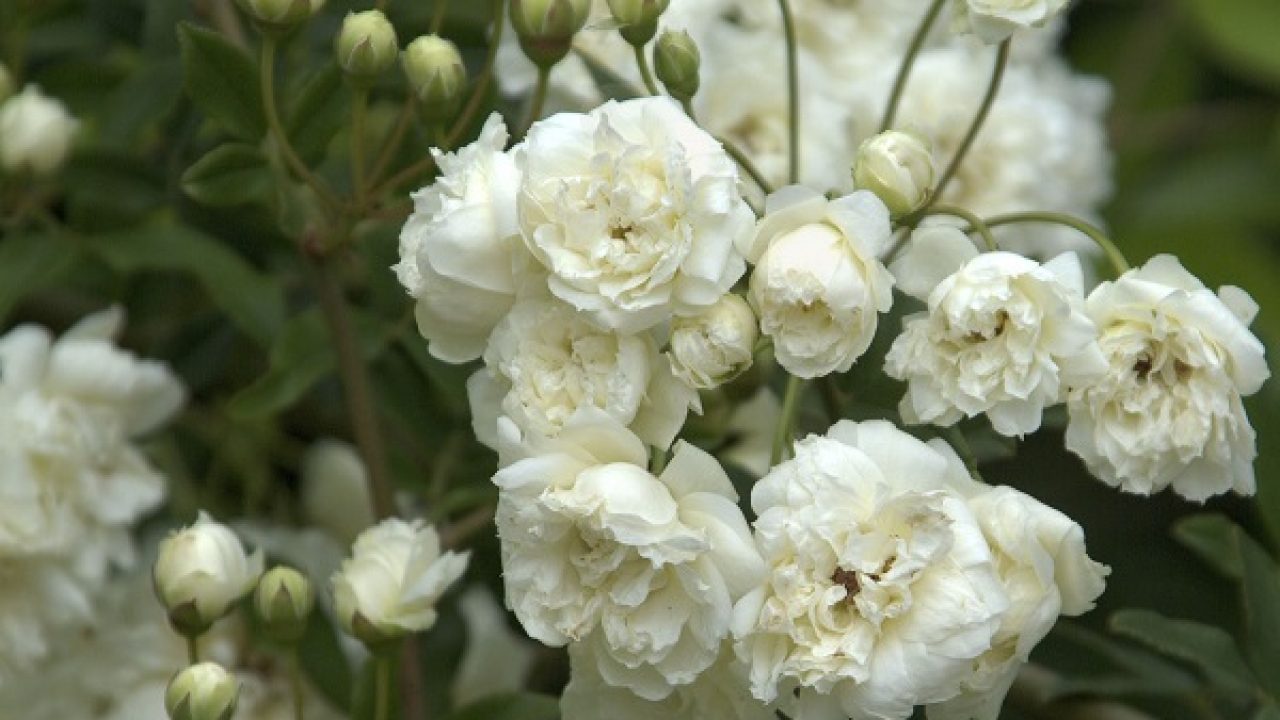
[667, 293, 758, 390]
[746, 187, 895, 379]
[494, 409, 763, 700]
[153, 512, 265, 632]
[885, 227, 1107, 437]
[518, 96, 753, 333]
[332, 518, 469, 644]
[0, 85, 78, 175]
[467, 295, 696, 451]
[1065, 255, 1269, 501]
[953, 0, 1070, 44]
[853, 130, 936, 216]
[394, 113, 529, 363]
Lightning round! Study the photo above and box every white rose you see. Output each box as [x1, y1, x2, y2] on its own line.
[746, 187, 895, 378]
[153, 512, 265, 632]
[667, 293, 758, 389]
[518, 96, 753, 333]
[1065, 254, 1269, 501]
[0, 85, 78, 175]
[885, 227, 1107, 437]
[467, 295, 697, 451]
[953, 0, 1070, 44]
[300, 439, 375, 544]
[853, 130, 935, 216]
[928, 485, 1108, 720]
[494, 409, 764, 700]
[731, 420, 1009, 719]
[393, 113, 529, 363]
[331, 517, 469, 644]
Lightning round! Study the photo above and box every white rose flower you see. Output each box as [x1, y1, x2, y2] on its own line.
[853, 130, 936, 216]
[561, 642, 776, 720]
[885, 227, 1107, 437]
[467, 295, 696, 451]
[1065, 255, 1269, 501]
[331, 517, 469, 644]
[494, 409, 764, 700]
[746, 187, 895, 379]
[153, 512, 265, 632]
[667, 293, 758, 390]
[953, 0, 1070, 44]
[929, 485, 1108, 720]
[518, 96, 753, 333]
[0, 85, 78, 175]
[731, 420, 1009, 719]
[393, 113, 529, 363]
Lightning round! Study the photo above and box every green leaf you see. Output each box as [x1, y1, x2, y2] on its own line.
[1046, 622, 1200, 701]
[0, 233, 81, 323]
[1175, 0, 1280, 87]
[1233, 526, 1280, 697]
[448, 693, 560, 720]
[1255, 702, 1280, 720]
[177, 22, 265, 140]
[285, 63, 349, 164]
[1109, 609, 1257, 697]
[88, 223, 285, 345]
[181, 143, 273, 206]
[298, 610, 353, 712]
[1173, 514, 1245, 580]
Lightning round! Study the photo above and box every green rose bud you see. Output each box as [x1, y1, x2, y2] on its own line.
[510, 0, 590, 69]
[853, 130, 936, 217]
[335, 10, 399, 81]
[236, 0, 316, 32]
[165, 663, 239, 720]
[254, 566, 315, 644]
[402, 34, 467, 122]
[606, 0, 669, 46]
[654, 29, 699, 101]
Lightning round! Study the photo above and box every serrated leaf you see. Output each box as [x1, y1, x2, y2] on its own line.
[177, 22, 265, 140]
[448, 693, 560, 720]
[88, 223, 285, 345]
[285, 63, 349, 164]
[1233, 526, 1280, 697]
[1109, 609, 1257, 698]
[1173, 514, 1244, 580]
[0, 233, 81, 323]
[182, 142, 273, 206]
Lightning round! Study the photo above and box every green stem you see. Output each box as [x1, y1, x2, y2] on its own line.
[444, 0, 506, 149]
[650, 446, 668, 475]
[921, 203, 998, 251]
[634, 43, 659, 95]
[516, 65, 550, 140]
[308, 255, 396, 520]
[368, 100, 415, 189]
[374, 655, 392, 720]
[930, 39, 1011, 206]
[430, 0, 448, 34]
[718, 136, 774, 197]
[186, 635, 200, 665]
[879, 0, 946, 132]
[981, 211, 1131, 276]
[259, 37, 340, 212]
[771, 375, 805, 466]
[817, 376, 842, 424]
[351, 88, 369, 207]
[291, 651, 306, 720]
[777, 0, 800, 183]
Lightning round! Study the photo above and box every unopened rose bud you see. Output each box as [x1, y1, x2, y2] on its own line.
[335, 10, 399, 81]
[0, 85, 78, 176]
[402, 35, 466, 122]
[255, 566, 315, 644]
[166, 663, 240, 720]
[607, 0, 669, 45]
[510, 0, 590, 69]
[153, 511, 264, 637]
[853, 130, 935, 217]
[654, 29, 699, 101]
[0, 63, 14, 104]
[236, 0, 316, 31]
[668, 293, 758, 389]
[302, 439, 375, 543]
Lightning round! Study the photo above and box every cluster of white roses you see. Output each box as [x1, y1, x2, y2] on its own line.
[394, 0, 1270, 717]
[0, 63, 78, 177]
[0, 308, 183, 679]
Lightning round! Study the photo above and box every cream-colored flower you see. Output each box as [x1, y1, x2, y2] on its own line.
[467, 296, 696, 451]
[886, 227, 1107, 437]
[667, 293, 757, 390]
[153, 512, 264, 632]
[746, 187, 894, 379]
[0, 85, 78, 175]
[494, 409, 763, 700]
[853, 130, 936, 216]
[953, 0, 1070, 44]
[518, 96, 752, 333]
[332, 518, 469, 643]
[394, 113, 529, 363]
[1065, 255, 1269, 501]
[732, 420, 1009, 719]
